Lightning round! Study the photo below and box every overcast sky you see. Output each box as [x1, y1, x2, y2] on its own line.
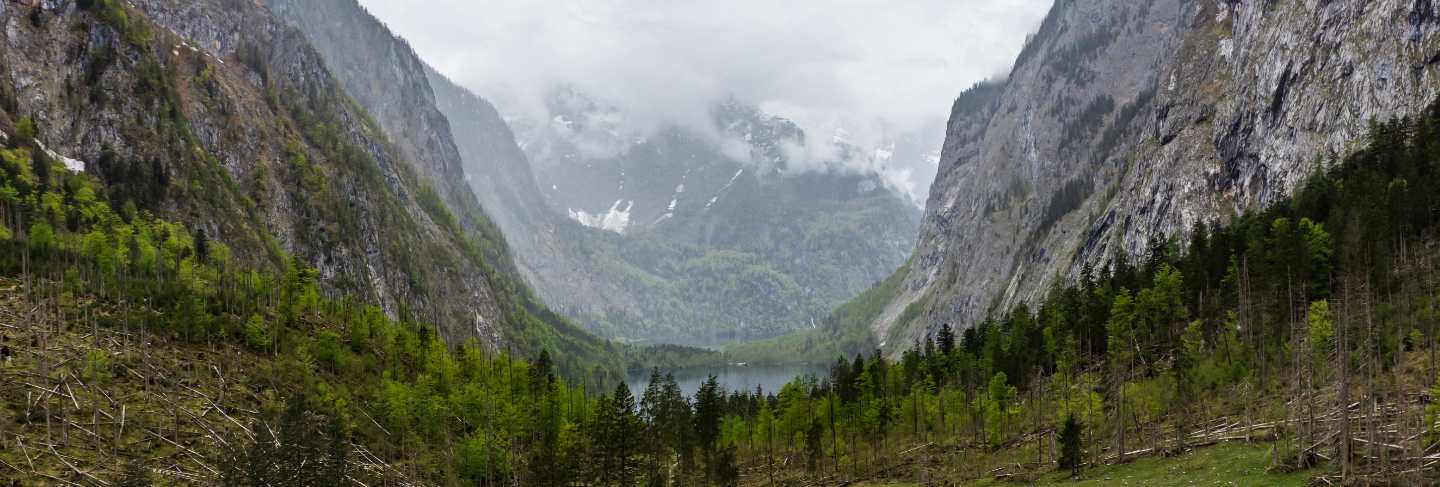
[357, 0, 1052, 201]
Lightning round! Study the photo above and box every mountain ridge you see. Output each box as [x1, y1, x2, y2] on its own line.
[0, 0, 619, 369]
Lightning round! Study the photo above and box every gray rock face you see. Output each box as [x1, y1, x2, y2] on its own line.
[877, 0, 1440, 351]
[423, 66, 554, 264]
[262, 0, 503, 252]
[0, 0, 508, 345]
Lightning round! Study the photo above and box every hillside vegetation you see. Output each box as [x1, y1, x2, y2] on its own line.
[7, 97, 1439, 485]
[0, 107, 626, 482]
[2, 2, 1439, 485]
[690, 98, 1440, 486]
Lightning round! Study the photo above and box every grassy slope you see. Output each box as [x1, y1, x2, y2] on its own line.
[846, 442, 1310, 487]
[975, 442, 1311, 486]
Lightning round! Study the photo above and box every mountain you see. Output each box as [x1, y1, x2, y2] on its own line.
[0, 0, 614, 369]
[441, 82, 921, 345]
[517, 88, 928, 242]
[517, 90, 924, 305]
[868, 0, 1440, 351]
[242, 0, 919, 347]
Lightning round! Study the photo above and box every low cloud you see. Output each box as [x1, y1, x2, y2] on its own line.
[358, 0, 1051, 202]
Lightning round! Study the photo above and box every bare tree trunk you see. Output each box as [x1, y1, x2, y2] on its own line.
[937, 385, 945, 441]
[1114, 365, 1126, 463]
[1364, 273, 1379, 476]
[1037, 372, 1046, 464]
[1338, 272, 1352, 481]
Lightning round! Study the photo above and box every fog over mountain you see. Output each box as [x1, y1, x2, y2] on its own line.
[356, 0, 1050, 203]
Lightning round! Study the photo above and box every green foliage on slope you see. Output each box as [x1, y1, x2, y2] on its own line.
[3, 90, 1437, 487]
[0, 123, 623, 483]
[723, 260, 907, 365]
[681, 98, 1440, 485]
[14, 0, 615, 371]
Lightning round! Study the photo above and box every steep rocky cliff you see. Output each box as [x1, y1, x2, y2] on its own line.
[875, 0, 1440, 351]
[424, 65, 551, 255]
[0, 0, 580, 354]
[261, 0, 515, 276]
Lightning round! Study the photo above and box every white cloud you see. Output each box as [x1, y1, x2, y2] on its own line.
[358, 0, 1051, 201]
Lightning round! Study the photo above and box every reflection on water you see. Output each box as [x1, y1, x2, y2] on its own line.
[625, 363, 828, 399]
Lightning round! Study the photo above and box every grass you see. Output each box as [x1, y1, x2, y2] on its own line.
[967, 442, 1313, 487]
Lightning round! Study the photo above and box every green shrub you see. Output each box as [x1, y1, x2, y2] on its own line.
[14, 117, 35, 142]
[85, 349, 111, 385]
[89, 0, 151, 48]
[244, 314, 271, 352]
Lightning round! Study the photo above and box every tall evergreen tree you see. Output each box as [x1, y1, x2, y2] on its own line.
[1058, 413, 1083, 475]
[937, 323, 956, 356]
[610, 382, 641, 487]
[693, 375, 724, 482]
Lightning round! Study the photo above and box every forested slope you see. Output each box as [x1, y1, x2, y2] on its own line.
[4, 88, 1438, 486]
[0, 109, 619, 483]
[696, 97, 1440, 485]
[0, 0, 616, 369]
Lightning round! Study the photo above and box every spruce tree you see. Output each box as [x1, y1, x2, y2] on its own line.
[937, 323, 956, 356]
[806, 418, 824, 472]
[1059, 413, 1083, 475]
[693, 375, 723, 482]
[611, 381, 641, 486]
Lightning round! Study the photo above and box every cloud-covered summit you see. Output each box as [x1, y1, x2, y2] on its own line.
[357, 0, 1050, 201]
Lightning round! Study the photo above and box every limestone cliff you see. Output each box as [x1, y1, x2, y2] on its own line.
[877, 0, 1440, 351]
[0, 0, 541, 350]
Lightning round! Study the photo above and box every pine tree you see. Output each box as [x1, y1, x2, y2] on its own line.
[1058, 413, 1083, 475]
[640, 368, 667, 482]
[937, 323, 956, 356]
[693, 375, 724, 482]
[806, 418, 824, 473]
[610, 381, 641, 486]
[532, 348, 555, 392]
[713, 446, 741, 487]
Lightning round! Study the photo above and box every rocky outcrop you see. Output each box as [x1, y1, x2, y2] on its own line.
[261, 0, 515, 276]
[877, 0, 1440, 351]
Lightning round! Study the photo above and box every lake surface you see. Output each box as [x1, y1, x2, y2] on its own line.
[625, 363, 828, 399]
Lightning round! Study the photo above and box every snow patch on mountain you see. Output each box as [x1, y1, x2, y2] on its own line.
[35, 141, 84, 173]
[569, 199, 634, 234]
[705, 169, 745, 209]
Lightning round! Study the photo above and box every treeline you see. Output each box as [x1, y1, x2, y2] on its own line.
[670, 99, 1440, 483]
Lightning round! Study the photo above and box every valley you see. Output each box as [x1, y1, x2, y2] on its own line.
[1, 0, 1439, 485]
